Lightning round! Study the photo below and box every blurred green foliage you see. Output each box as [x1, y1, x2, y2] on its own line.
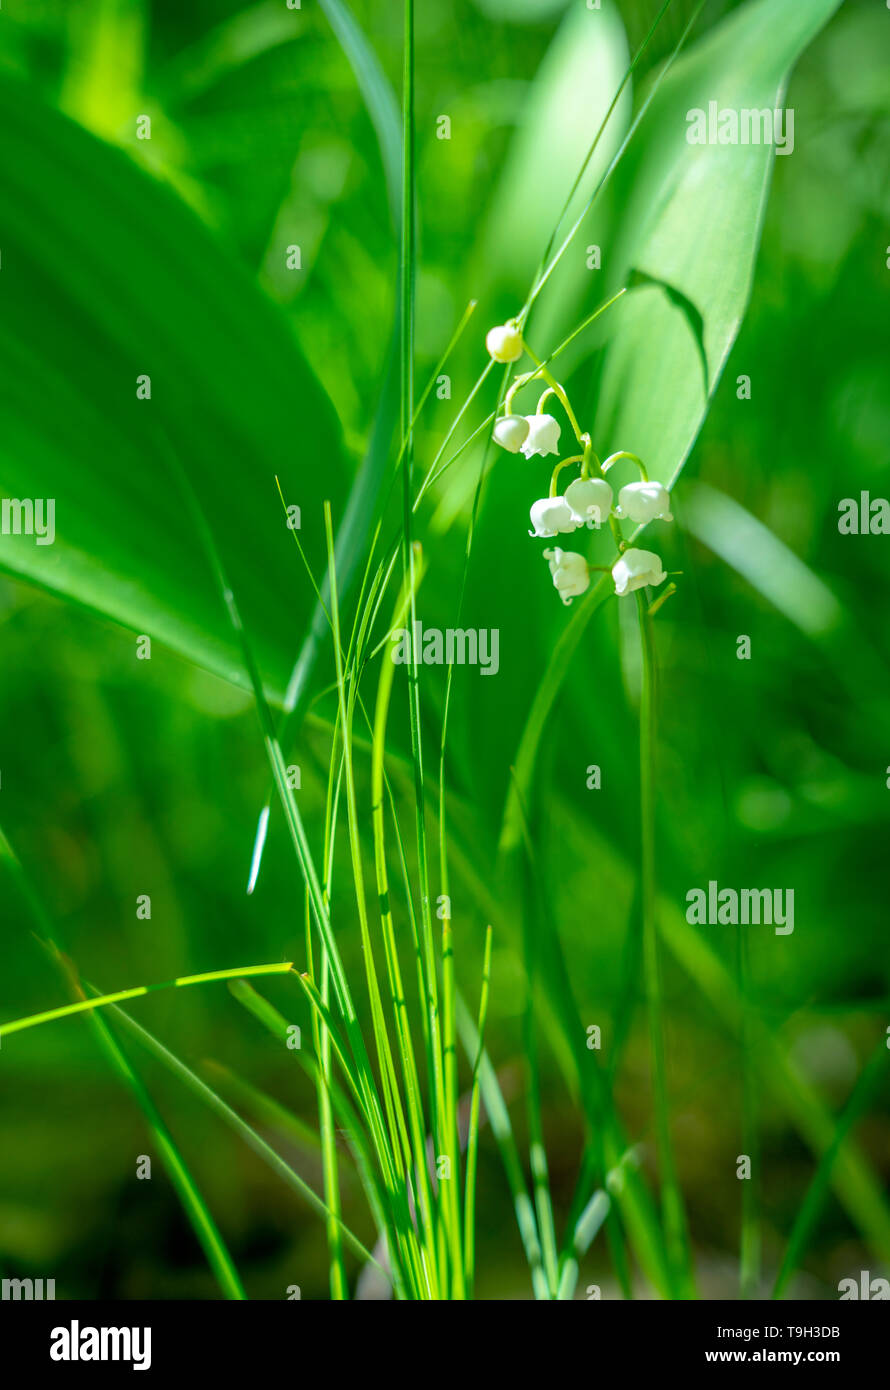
[0, 0, 888, 1299]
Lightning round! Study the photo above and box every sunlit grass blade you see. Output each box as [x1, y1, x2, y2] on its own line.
[0, 961, 292, 1039]
[368, 563, 448, 1292]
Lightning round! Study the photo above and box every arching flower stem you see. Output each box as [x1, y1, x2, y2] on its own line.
[548, 455, 584, 498]
[602, 450, 650, 482]
[522, 344, 585, 445]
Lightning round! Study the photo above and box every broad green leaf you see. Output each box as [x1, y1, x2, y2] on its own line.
[0, 74, 349, 701]
[477, 0, 630, 318]
[594, 0, 844, 485]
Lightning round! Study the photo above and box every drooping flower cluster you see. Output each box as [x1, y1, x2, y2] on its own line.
[486, 320, 674, 606]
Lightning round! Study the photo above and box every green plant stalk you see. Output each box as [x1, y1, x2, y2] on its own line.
[324, 507, 430, 1297]
[306, 893, 348, 1300]
[228, 975, 411, 1297]
[276, 479, 443, 1265]
[163, 435, 421, 1293]
[636, 592, 695, 1299]
[318, 752, 350, 1299]
[370, 574, 444, 1296]
[736, 923, 760, 1298]
[397, 0, 447, 1251]
[436, 667, 466, 1298]
[274, 484, 447, 1295]
[512, 787, 561, 1298]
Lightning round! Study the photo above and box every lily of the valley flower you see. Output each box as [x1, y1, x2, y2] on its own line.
[543, 547, 590, 605]
[616, 480, 673, 524]
[493, 414, 530, 453]
[612, 547, 667, 596]
[529, 496, 579, 538]
[565, 477, 613, 527]
[520, 413, 561, 458]
[485, 323, 523, 363]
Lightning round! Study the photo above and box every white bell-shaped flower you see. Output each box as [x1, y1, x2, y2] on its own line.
[612, 547, 667, 596]
[543, 547, 590, 605]
[485, 323, 523, 363]
[565, 477, 613, 528]
[520, 414, 561, 458]
[493, 414, 530, 453]
[529, 496, 579, 538]
[616, 480, 673, 524]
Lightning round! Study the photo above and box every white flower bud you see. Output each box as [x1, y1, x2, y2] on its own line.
[564, 477, 613, 527]
[485, 323, 523, 363]
[493, 414, 530, 453]
[615, 480, 673, 524]
[543, 547, 590, 605]
[529, 496, 579, 538]
[612, 547, 667, 596]
[520, 413, 561, 458]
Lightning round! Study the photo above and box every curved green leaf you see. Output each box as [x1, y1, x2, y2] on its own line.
[0, 74, 349, 700]
[595, 0, 843, 485]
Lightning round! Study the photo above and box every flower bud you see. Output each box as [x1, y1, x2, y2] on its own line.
[565, 477, 613, 527]
[543, 547, 590, 605]
[529, 496, 579, 538]
[485, 323, 523, 363]
[520, 413, 561, 459]
[493, 414, 530, 453]
[615, 480, 673, 524]
[612, 547, 667, 596]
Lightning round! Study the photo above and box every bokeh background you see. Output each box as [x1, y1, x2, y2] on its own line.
[0, 0, 888, 1299]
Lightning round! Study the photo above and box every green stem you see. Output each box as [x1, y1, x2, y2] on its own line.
[548, 455, 584, 497]
[519, 341, 584, 442]
[636, 591, 695, 1299]
[737, 923, 760, 1297]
